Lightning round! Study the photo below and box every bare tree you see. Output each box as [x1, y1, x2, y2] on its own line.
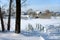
[7, 0, 13, 31]
[15, 0, 27, 33]
[15, 0, 21, 33]
[0, 7, 5, 32]
[21, 0, 27, 7]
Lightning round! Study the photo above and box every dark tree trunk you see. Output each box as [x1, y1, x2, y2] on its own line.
[0, 7, 5, 32]
[15, 0, 21, 33]
[7, 0, 12, 31]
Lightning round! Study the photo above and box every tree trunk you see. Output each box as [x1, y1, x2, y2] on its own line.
[15, 0, 21, 33]
[7, 0, 12, 31]
[0, 7, 5, 32]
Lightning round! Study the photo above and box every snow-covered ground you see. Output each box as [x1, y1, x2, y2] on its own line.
[0, 18, 60, 40]
[0, 32, 44, 40]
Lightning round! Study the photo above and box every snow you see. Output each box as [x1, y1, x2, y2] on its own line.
[0, 32, 44, 40]
[21, 18, 60, 30]
[0, 18, 60, 40]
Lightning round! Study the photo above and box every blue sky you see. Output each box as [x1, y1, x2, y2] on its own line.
[0, 0, 60, 12]
[0, 0, 9, 9]
[0, 0, 8, 6]
[25, 0, 60, 12]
